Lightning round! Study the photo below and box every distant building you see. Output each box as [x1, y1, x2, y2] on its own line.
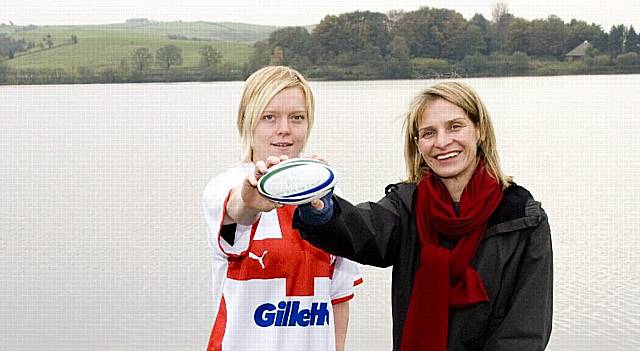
[126, 18, 151, 24]
[565, 41, 592, 61]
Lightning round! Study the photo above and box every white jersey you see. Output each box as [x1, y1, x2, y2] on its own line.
[203, 163, 362, 351]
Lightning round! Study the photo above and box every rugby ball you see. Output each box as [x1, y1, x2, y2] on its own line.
[257, 158, 337, 205]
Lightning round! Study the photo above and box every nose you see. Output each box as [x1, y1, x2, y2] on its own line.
[276, 117, 290, 134]
[433, 130, 451, 148]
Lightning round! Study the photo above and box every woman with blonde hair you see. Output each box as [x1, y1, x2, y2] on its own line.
[291, 81, 553, 350]
[203, 66, 361, 351]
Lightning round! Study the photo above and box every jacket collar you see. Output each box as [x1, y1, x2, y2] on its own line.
[390, 182, 543, 239]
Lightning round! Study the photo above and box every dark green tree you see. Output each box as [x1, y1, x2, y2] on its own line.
[469, 13, 491, 54]
[385, 35, 412, 78]
[130, 47, 152, 71]
[245, 41, 271, 77]
[0, 55, 11, 83]
[608, 24, 626, 57]
[505, 18, 531, 54]
[567, 20, 607, 53]
[393, 7, 467, 58]
[491, 1, 514, 52]
[156, 44, 183, 70]
[117, 58, 129, 81]
[0, 34, 29, 58]
[312, 11, 392, 64]
[199, 45, 222, 69]
[71, 34, 78, 44]
[625, 26, 639, 54]
[42, 33, 53, 48]
[268, 27, 312, 70]
[447, 24, 487, 60]
[526, 16, 567, 58]
[270, 47, 284, 65]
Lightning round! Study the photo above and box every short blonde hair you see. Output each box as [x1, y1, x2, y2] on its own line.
[403, 81, 512, 188]
[237, 66, 315, 162]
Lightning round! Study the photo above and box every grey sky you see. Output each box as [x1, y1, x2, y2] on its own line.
[3, 0, 639, 29]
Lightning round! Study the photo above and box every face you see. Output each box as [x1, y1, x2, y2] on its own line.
[416, 97, 480, 186]
[251, 86, 309, 162]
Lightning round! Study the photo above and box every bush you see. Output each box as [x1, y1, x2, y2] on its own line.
[411, 58, 452, 78]
[616, 52, 640, 66]
[460, 54, 488, 74]
[511, 52, 529, 73]
[586, 54, 614, 68]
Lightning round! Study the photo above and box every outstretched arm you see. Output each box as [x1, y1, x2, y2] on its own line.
[224, 155, 286, 225]
[294, 191, 404, 268]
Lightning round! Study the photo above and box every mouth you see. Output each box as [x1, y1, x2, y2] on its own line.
[435, 151, 460, 160]
[271, 142, 293, 148]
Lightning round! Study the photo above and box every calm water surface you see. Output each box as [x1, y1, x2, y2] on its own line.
[2, 75, 639, 350]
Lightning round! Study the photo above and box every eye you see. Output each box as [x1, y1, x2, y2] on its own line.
[262, 114, 275, 121]
[291, 114, 306, 121]
[419, 130, 435, 139]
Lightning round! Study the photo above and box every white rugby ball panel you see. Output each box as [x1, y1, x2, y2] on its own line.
[257, 158, 336, 204]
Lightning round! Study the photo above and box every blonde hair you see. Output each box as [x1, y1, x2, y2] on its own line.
[237, 66, 315, 162]
[403, 81, 512, 188]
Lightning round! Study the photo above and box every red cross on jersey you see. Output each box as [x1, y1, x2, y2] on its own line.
[203, 163, 362, 351]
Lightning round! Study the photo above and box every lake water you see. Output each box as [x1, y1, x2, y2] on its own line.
[2, 75, 640, 350]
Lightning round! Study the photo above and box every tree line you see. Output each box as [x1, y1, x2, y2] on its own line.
[2, 4, 640, 84]
[0, 43, 237, 84]
[245, 4, 640, 79]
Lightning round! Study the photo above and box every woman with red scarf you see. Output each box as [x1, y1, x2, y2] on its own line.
[290, 81, 553, 350]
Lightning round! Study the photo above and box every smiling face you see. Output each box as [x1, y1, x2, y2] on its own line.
[416, 97, 480, 188]
[251, 86, 309, 162]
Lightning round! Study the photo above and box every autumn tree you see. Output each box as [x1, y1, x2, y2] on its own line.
[393, 7, 467, 59]
[155, 44, 183, 70]
[385, 35, 412, 78]
[199, 45, 222, 69]
[131, 47, 152, 71]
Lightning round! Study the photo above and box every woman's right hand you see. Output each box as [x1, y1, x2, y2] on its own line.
[224, 155, 287, 225]
[240, 155, 287, 212]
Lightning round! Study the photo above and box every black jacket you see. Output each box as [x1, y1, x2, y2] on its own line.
[293, 183, 553, 351]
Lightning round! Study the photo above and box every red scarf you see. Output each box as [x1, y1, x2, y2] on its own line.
[400, 161, 503, 351]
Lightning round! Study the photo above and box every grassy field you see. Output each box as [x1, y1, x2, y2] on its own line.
[4, 22, 275, 71]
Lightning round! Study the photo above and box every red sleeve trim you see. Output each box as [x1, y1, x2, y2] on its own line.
[353, 277, 364, 287]
[332, 294, 354, 305]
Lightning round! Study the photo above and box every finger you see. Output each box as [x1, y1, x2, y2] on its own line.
[265, 155, 281, 168]
[309, 155, 328, 164]
[310, 198, 325, 210]
[279, 154, 289, 161]
[255, 160, 268, 174]
[246, 173, 258, 187]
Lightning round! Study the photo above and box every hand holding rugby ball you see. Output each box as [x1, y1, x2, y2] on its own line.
[257, 157, 336, 205]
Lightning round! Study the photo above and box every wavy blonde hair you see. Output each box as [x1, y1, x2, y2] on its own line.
[403, 81, 512, 188]
[237, 66, 315, 162]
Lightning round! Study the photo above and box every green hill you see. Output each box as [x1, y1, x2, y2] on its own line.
[3, 21, 282, 72]
[92, 21, 279, 43]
